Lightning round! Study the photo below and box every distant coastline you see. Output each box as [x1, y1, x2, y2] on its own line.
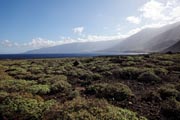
[0, 52, 148, 59]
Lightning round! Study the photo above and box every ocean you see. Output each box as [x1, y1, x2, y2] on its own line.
[0, 53, 147, 59]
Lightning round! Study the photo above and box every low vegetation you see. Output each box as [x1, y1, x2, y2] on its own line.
[45, 97, 146, 120]
[0, 95, 56, 120]
[138, 71, 161, 83]
[85, 83, 133, 101]
[0, 53, 179, 120]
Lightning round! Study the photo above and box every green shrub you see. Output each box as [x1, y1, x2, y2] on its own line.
[67, 90, 80, 100]
[28, 66, 43, 74]
[7, 67, 27, 76]
[27, 84, 51, 94]
[0, 91, 9, 101]
[0, 96, 56, 120]
[0, 79, 37, 92]
[19, 73, 42, 80]
[14, 72, 33, 80]
[92, 73, 103, 80]
[153, 68, 168, 76]
[126, 56, 135, 61]
[6, 66, 35, 80]
[138, 71, 161, 83]
[86, 83, 133, 101]
[0, 80, 51, 95]
[51, 80, 72, 93]
[144, 63, 156, 68]
[45, 97, 147, 120]
[122, 61, 136, 66]
[158, 84, 179, 100]
[38, 75, 68, 84]
[91, 64, 113, 72]
[112, 67, 143, 80]
[161, 98, 180, 120]
[8, 92, 44, 102]
[0, 91, 9, 97]
[102, 71, 113, 77]
[0, 68, 12, 80]
[67, 68, 102, 81]
[159, 61, 174, 66]
[79, 73, 102, 81]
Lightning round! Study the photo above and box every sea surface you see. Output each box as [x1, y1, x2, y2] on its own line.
[0, 53, 147, 59]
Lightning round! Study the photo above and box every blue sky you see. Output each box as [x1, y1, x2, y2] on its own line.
[0, 0, 180, 53]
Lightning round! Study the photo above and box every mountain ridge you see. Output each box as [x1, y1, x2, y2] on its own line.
[105, 22, 180, 52]
[26, 22, 180, 54]
[26, 39, 122, 54]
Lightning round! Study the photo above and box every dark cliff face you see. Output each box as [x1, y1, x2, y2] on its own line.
[163, 40, 180, 52]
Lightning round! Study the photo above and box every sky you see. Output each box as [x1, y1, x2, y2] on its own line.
[0, 0, 180, 53]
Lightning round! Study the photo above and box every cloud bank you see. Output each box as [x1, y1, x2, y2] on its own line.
[0, 34, 125, 49]
[139, 0, 180, 23]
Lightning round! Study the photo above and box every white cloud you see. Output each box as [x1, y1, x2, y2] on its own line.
[1, 34, 127, 49]
[25, 38, 59, 48]
[126, 16, 141, 24]
[0, 40, 19, 47]
[171, 6, 180, 19]
[139, 0, 180, 23]
[121, 0, 180, 38]
[23, 37, 77, 48]
[127, 28, 142, 36]
[139, 0, 167, 21]
[82, 34, 125, 42]
[72, 26, 84, 35]
[1, 40, 13, 47]
[122, 0, 180, 37]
